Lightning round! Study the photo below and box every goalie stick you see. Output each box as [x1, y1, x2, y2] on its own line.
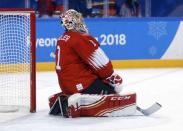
[136, 102, 162, 116]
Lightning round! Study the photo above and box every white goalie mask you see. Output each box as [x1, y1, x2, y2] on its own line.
[60, 9, 88, 33]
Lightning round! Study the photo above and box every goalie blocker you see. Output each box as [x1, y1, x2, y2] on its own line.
[49, 93, 136, 117]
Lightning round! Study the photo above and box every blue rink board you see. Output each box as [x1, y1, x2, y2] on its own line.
[36, 17, 183, 62]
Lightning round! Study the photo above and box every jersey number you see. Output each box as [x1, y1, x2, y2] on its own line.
[56, 45, 61, 70]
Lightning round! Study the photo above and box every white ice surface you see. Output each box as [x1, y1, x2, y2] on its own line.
[0, 68, 183, 131]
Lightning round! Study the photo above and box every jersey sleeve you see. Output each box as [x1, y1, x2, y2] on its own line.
[70, 34, 113, 79]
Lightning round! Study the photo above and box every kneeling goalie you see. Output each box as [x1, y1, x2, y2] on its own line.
[48, 9, 137, 117]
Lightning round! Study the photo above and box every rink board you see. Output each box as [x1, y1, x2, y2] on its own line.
[1, 60, 183, 72]
[2, 18, 183, 71]
[36, 60, 183, 71]
[0, 64, 30, 73]
[34, 17, 183, 71]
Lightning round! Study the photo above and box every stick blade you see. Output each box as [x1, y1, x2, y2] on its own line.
[137, 102, 162, 116]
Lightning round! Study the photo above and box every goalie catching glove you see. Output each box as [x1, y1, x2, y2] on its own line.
[103, 72, 123, 93]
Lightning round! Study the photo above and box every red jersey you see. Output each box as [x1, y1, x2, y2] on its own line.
[55, 31, 113, 94]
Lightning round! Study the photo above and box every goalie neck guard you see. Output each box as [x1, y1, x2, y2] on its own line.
[60, 9, 88, 33]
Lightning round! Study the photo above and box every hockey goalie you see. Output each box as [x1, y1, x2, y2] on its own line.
[48, 9, 137, 118]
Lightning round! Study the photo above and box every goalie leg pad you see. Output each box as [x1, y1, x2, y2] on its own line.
[68, 93, 136, 117]
[49, 93, 69, 117]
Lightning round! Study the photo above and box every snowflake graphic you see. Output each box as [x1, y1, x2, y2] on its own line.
[148, 22, 167, 40]
[149, 46, 157, 56]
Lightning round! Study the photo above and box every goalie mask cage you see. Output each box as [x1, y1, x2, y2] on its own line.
[0, 9, 36, 113]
